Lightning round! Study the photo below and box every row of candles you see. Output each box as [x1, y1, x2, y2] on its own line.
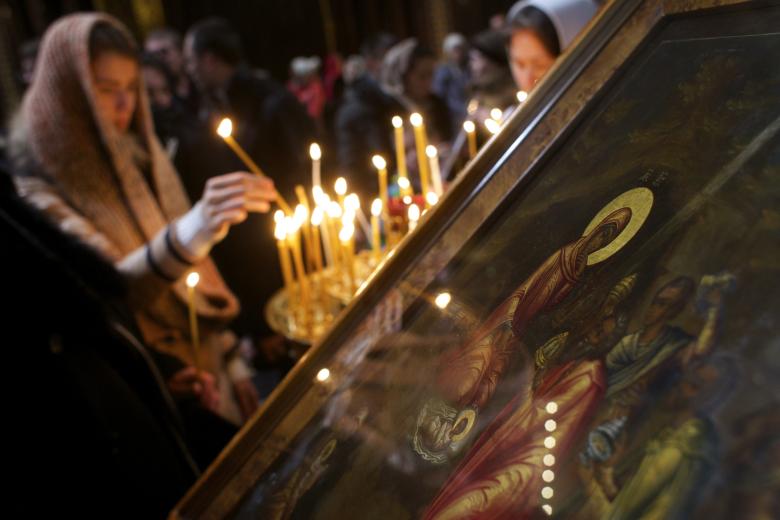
[185, 91, 529, 351]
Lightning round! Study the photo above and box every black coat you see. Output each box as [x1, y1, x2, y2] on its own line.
[335, 76, 454, 199]
[176, 69, 316, 339]
[335, 76, 405, 198]
[0, 171, 233, 518]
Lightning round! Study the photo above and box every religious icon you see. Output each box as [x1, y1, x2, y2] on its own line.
[413, 188, 653, 465]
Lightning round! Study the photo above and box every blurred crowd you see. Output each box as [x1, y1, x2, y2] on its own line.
[2, 0, 601, 517]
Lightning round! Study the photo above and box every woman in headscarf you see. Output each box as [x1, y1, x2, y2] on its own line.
[506, 0, 600, 93]
[381, 38, 453, 145]
[381, 38, 453, 192]
[9, 13, 276, 425]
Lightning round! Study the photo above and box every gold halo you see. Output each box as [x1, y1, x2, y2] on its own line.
[582, 187, 654, 266]
[450, 409, 477, 442]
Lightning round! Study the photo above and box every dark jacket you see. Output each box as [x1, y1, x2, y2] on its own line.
[1, 170, 233, 518]
[335, 75, 406, 198]
[178, 68, 316, 339]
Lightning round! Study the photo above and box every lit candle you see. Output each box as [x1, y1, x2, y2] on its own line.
[310, 206, 325, 273]
[309, 143, 322, 187]
[463, 120, 477, 159]
[410, 113, 431, 197]
[334, 177, 347, 209]
[408, 203, 420, 232]
[490, 107, 503, 122]
[484, 118, 500, 135]
[371, 198, 382, 261]
[275, 219, 295, 298]
[372, 154, 389, 217]
[339, 224, 356, 294]
[392, 116, 411, 196]
[185, 272, 202, 374]
[287, 216, 311, 321]
[217, 117, 292, 214]
[425, 144, 443, 198]
[345, 192, 371, 240]
[293, 201, 313, 272]
[425, 191, 439, 206]
[326, 200, 343, 271]
[397, 176, 411, 197]
[309, 206, 327, 311]
[312, 186, 333, 267]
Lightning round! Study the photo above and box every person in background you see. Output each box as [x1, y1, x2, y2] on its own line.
[381, 38, 453, 143]
[506, 0, 600, 93]
[183, 17, 315, 362]
[381, 38, 453, 191]
[433, 33, 470, 136]
[17, 38, 40, 90]
[467, 29, 517, 128]
[361, 32, 398, 82]
[334, 33, 401, 197]
[288, 55, 326, 122]
[9, 13, 273, 425]
[145, 27, 198, 112]
[141, 53, 199, 160]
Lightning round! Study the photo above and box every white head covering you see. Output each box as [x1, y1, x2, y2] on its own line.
[442, 33, 466, 54]
[507, 0, 599, 51]
[290, 56, 322, 78]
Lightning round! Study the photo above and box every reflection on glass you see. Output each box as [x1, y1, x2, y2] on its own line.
[435, 292, 452, 309]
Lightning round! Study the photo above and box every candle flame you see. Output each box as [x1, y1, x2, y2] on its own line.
[463, 120, 475, 133]
[273, 209, 285, 223]
[408, 203, 420, 222]
[316, 368, 330, 381]
[490, 107, 503, 121]
[311, 185, 325, 205]
[339, 224, 354, 242]
[410, 112, 423, 127]
[311, 206, 324, 226]
[274, 219, 287, 240]
[327, 200, 342, 219]
[434, 292, 451, 309]
[402, 195, 412, 205]
[397, 176, 410, 190]
[334, 177, 347, 196]
[467, 99, 479, 114]
[371, 198, 382, 217]
[309, 142, 321, 160]
[286, 215, 301, 233]
[186, 272, 200, 288]
[342, 208, 356, 226]
[517, 90, 529, 103]
[372, 154, 387, 170]
[294, 204, 308, 226]
[391, 115, 403, 128]
[484, 118, 500, 135]
[425, 144, 437, 159]
[345, 193, 361, 211]
[426, 191, 439, 205]
[216, 118, 233, 138]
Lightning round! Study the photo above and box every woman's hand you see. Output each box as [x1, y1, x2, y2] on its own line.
[176, 172, 277, 258]
[200, 172, 277, 242]
[168, 366, 221, 413]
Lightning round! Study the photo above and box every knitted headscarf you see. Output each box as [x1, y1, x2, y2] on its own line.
[14, 13, 238, 325]
[380, 38, 419, 109]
